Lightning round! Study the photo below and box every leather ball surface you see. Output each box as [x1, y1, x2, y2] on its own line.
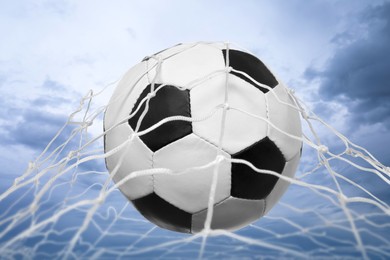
[104, 42, 302, 233]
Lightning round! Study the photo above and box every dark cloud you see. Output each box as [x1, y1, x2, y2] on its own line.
[0, 78, 73, 150]
[2, 109, 70, 149]
[1, 105, 105, 173]
[306, 2, 390, 128]
[0, 78, 105, 173]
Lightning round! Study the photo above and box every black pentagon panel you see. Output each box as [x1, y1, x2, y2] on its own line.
[128, 84, 192, 152]
[231, 137, 286, 200]
[132, 193, 192, 233]
[222, 49, 278, 93]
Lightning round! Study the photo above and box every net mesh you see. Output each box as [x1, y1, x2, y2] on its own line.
[0, 43, 389, 260]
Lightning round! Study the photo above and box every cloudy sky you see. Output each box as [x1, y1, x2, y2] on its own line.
[0, 0, 389, 258]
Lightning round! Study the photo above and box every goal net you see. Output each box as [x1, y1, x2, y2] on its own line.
[0, 42, 389, 259]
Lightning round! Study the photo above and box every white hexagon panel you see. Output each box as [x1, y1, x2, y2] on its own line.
[192, 197, 265, 233]
[191, 73, 268, 154]
[153, 133, 231, 214]
[265, 83, 302, 161]
[145, 43, 226, 88]
[104, 123, 153, 200]
[104, 61, 150, 130]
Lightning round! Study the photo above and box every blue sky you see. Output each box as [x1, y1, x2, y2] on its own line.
[0, 0, 389, 259]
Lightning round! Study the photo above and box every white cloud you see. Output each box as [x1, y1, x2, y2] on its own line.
[0, 0, 385, 175]
[1, 0, 369, 98]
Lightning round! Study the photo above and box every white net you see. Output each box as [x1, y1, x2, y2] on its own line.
[0, 43, 389, 260]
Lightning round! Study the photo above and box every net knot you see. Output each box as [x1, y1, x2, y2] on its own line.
[128, 134, 136, 141]
[223, 103, 230, 110]
[84, 89, 94, 99]
[318, 145, 329, 154]
[67, 151, 76, 159]
[97, 195, 105, 205]
[215, 155, 225, 164]
[14, 176, 24, 185]
[225, 66, 233, 73]
[147, 92, 156, 99]
[301, 111, 309, 120]
[28, 161, 36, 170]
[337, 193, 347, 202]
[287, 88, 295, 94]
[29, 203, 38, 213]
[84, 121, 93, 127]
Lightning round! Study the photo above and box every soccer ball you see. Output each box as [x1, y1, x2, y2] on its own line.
[104, 42, 302, 233]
